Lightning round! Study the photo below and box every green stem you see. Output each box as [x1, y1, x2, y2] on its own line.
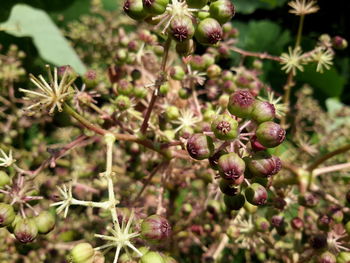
[295, 15, 305, 48]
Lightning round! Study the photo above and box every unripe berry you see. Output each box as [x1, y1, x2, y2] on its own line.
[195, 18, 223, 45]
[271, 214, 284, 228]
[332, 36, 348, 50]
[209, 0, 235, 25]
[255, 217, 270, 232]
[309, 234, 328, 250]
[143, 0, 169, 15]
[189, 55, 207, 71]
[170, 66, 185, 80]
[0, 203, 15, 227]
[256, 121, 286, 148]
[70, 243, 95, 263]
[178, 87, 191, 99]
[317, 214, 332, 231]
[141, 214, 171, 242]
[245, 183, 267, 206]
[117, 79, 133, 95]
[208, 150, 226, 170]
[211, 114, 238, 140]
[114, 95, 131, 111]
[298, 192, 319, 207]
[186, 0, 208, 8]
[218, 152, 246, 180]
[318, 251, 336, 263]
[224, 193, 245, 211]
[0, 171, 11, 187]
[207, 64, 222, 78]
[227, 90, 255, 118]
[165, 106, 180, 121]
[141, 251, 165, 263]
[222, 80, 237, 93]
[246, 151, 282, 177]
[219, 178, 241, 196]
[176, 40, 195, 56]
[14, 218, 38, 243]
[337, 252, 350, 263]
[251, 101, 276, 123]
[123, 0, 148, 20]
[169, 16, 195, 42]
[291, 217, 304, 230]
[34, 211, 56, 234]
[186, 134, 214, 160]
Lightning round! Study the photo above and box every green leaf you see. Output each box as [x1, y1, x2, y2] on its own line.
[296, 64, 345, 97]
[234, 0, 287, 14]
[0, 4, 86, 75]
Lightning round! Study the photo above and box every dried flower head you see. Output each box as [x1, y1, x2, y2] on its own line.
[19, 65, 76, 115]
[288, 0, 319, 16]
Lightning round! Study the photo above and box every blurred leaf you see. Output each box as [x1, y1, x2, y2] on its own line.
[297, 64, 345, 97]
[234, 0, 287, 14]
[0, 4, 86, 74]
[234, 20, 291, 55]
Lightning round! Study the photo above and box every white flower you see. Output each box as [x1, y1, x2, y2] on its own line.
[0, 148, 15, 167]
[288, 0, 319, 16]
[280, 47, 305, 75]
[311, 48, 334, 73]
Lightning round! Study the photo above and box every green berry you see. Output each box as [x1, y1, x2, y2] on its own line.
[251, 101, 276, 123]
[219, 178, 241, 195]
[246, 151, 282, 177]
[0, 203, 15, 227]
[175, 40, 195, 56]
[114, 95, 131, 111]
[245, 183, 268, 206]
[169, 16, 195, 42]
[195, 18, 223, 45]
[209, 0, 235, 24]
[211, 114, 238, 140]
[227, 89, 255, 118]
[224, 194, 245, 211]
[318, 251, 336, 263]
[165, 106, 180, 120]
[0, 171, 11, 188]
[187, 134, 214, 160]
[34, 211, 56, 234]
[218, 152, 246, 180]
[141, 251, 165, 263]
[141, 214, 171, 242]
[207, 64, 222, 78]
[170, 66, 185, 80]
[123, 0, 148, 20]
[337, 252, 350, 263]
[143, 0, 169, 15]
[186, 0, 208, 8]
[14, 218, 38, 243]
[70, 243, 95, 263]
[255, 217, 270, 232]
[256, 121, 286, 148]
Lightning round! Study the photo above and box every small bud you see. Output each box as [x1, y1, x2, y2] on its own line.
[217, 152, 246, 180]
[0, 203, 15, 227]
[256, 121, 286, 148]
[332, 36, 348, 50]
[207, 64, 222, 78]
[271, 214, 284, 228]
[169, 16, 195, 42]
[207, 199, 222, 216]
[202, 54, 215, 68]
[211, 114, 238, 140]
[114, 95, 131, 111]
[143, 0, 169, 15]
[178, 87, 191, 99]
[209, 0, 235, 25]
[170, 66, 185, 80]
[140, 251, 165, 263]
[255, 217, 270, 232]
[176, 40, 195, 56]
[309, 234, 328, 250]
[14, 218, 38, 243]
[251, 101, 276, 123]
[165, 106, 180, 121]
[133, 86, 148, 99]
[186, 134, 214, 160]
[291, 217, 304, 230]
[189, 55, 207, 71]
[159, 83, 170, 95]
[70, 243, 95, 263]
[317, 251, 336, 263]
[117, 79, 133, 96]
[246, 151, 281, 177]
[245, 183, 267, 206]
[141, 214, 171, 242]
[317, 214, 332, 231]
[186, 0, 208, 8]
[123, 0, 148, 20]
[224, 193, 245, 211]
[195, 18, 223, 45]
[298, 192, 319, 207]
[219, 178, 241, 196]
[227, 89, 255, 118]
[34, 211, 56, 234]
[0, 171, 11, 188]
[222, 80, 237, 93]
[337, 252, 350, 263]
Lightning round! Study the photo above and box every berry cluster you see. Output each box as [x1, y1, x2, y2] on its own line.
[186, 89, 285, 212]
[123, 0, 235, 48]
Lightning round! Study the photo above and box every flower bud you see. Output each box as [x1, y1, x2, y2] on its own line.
[123, 0, 148, 20]
[117, 79, 133, 96]
[246, 151, 281, 177]
[165, 106, 180, 121]
[245, 183, 267, 206]
[14, 218, 38, 243]
[207, 64, 222, 78]
[309, 234, 328, 250]
[317, 251, 336, 263]
[224, 193, 245, 211]
[227, 89, 255, 118]
[218, 152, 245, 180]
[211, 114, 238, 140]
[251, 101, 276, 123]
[195, 18, 223, 45]
[298, 192, 319, 207]
[0, 203, 15, 227]
[209, 0, 235, 25]
[176, 40, 195, 56]
[219, 178, 241, 196]
[186, 0, 208, 8]
[332, 36, 348, 50]
[169, 16, 195, 42]
[186, 134, 214, 160]
[141, 214, 171, 242]
[70, 243, 94, 263]
[337, 252, 350, 263]
[255, 217, 270, 232]
[256, 121, 286, 148]
[114, 95, 131, 111]
[141, 251, 165, 263]
[317, 214, 332, 231]
[143, 0, 169, 14]
[222, 80, 236, 93]
[0, 171, 11, 188]
[189, 55, 207, 71]
[178, 87, 191, 99]
[291, 217, 304, 230]
[34, 211, 56, 234]
[170, 66, 185, 80]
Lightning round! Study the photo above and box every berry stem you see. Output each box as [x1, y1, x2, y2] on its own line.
[230, 46, 282, 62]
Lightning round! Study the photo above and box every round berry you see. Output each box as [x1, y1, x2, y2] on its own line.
[141, 214, 171, 242]
[256, 121, 286, 148]
[246, 151, 282, 177]
[211, 114, 238, 140]
[224, 193, 245, 211]
[169, 16, 195, 42]
[195, 18, 223, 45]
[70, 243, 95, 263]
[251, 101, 276, 123]
[0, 203, 15, 227]
[14, 218, 38, 243]
[186, 134, 214, 160]
[123, 0, 148, 20]
[209, 0, 235, 25]
[218, 152, 246, 180]
[34, 211, 56, 234]
[245, 183, 268, 206]
[227, 90, 255, 118]
[143, 0, 169, 15]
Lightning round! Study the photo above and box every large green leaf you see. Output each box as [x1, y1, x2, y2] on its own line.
[234, 0, 287, 14]
[0, 4, 86, 75]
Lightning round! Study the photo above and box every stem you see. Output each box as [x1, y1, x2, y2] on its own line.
[71, 199, 111, 209]
[295, 15, 305, 48]
[307, 144, 350, 171]
[140, 37, 171, 134]
[313, 162, 350, 176]
[230, 46, 282, 62]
